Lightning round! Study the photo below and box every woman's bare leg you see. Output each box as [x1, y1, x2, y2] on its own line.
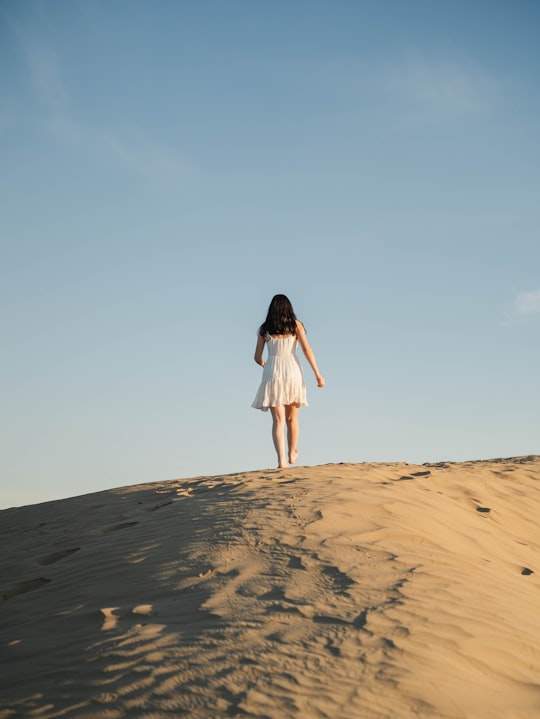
[270, 406, 288, 468]
[285, 404, 300, 464]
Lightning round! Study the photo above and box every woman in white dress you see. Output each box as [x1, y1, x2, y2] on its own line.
[252, 294, 325, 469]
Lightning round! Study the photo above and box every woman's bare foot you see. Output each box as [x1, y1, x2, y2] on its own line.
[289, 449, 299, 465]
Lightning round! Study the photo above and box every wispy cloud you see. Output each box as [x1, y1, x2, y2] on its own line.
[11, 19, 193, 189]
[503, 289, 540, 325]
[8, 11, 68, 127]
[381, 55, 499, 124]
[102, 130, 193, 188]
[26, 41, 67, 116]
[513, 289, 540, 316]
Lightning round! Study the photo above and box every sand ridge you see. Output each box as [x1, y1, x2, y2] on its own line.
[1, 457, 539, 718]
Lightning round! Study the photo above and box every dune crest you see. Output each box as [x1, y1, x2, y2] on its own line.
[1, 457, 539, 718]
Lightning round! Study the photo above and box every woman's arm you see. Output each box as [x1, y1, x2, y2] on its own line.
[296, 321, 325, 387]
[254, 334, 266, 366]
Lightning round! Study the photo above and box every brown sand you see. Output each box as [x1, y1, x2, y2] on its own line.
[1, 457, 539, 718]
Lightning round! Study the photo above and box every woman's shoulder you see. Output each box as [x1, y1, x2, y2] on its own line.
[256, 328, 269, 346]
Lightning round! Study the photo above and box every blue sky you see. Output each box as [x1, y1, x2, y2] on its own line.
[1, 0, 539, 508]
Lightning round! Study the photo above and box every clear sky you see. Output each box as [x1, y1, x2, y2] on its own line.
[1, 0, 539, 508]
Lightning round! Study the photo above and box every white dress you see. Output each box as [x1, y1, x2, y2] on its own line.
[251, 334, 308, 411]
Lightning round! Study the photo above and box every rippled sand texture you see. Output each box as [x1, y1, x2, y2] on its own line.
[1, 457, 539, 718]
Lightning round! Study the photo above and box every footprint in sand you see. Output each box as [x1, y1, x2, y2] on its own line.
[36, 548, 80, 565]
[101, 521, 139, 535]
[100, 604, 155, 630]
[322, 565, 354, 594]
[1, 577, 51, 601]
[146, 501, 173, 512]
[312, 615, 351, 626]
[476, 507, 491, 513]
[287, 555, 306, 570]
[307, 509, 323, 524]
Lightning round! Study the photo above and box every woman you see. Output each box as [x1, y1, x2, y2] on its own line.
[252, 294, 325, 468]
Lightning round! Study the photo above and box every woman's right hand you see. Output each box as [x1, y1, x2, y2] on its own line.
[316, 375, 325, 388]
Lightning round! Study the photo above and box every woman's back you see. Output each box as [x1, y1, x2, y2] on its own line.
[265, 334, 298, 358]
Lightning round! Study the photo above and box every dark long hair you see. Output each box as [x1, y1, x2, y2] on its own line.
[259, 294, 300, 337]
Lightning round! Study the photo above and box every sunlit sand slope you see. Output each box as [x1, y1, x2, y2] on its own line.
[1, 456, 539, 718]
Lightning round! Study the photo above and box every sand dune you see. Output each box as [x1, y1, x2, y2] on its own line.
[1, 457, 539, 718]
